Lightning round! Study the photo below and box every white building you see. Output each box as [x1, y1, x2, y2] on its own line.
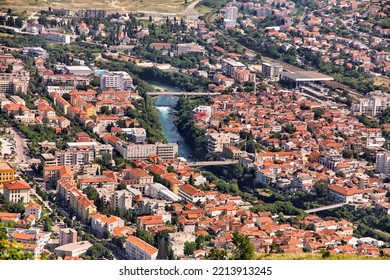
[101, 71, 133, 90]
[376, 152, 390, 174]
[352, 91, 390, 116]
[225, 5, 238, 20]
[115, 142, 178, 160]
[126, 236, 158, 260]
[176, 43, 207, 56]
[262, 62, 284, 81]
[221, 58, 246, 77]
[40, 32, 71, 44]
[206, 132, 240, 153]
[3, 180, 30, 203]
[145, 183, 181, 202]
[25, 203, 42, 221]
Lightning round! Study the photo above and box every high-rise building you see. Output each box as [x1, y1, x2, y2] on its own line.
[225, 5, 238, 21]
[100, 71, 133, 90]
[262, 62, 284, 81]
[352, 91, 390, 116]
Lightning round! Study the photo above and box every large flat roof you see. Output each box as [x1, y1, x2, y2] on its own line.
[281, 71, 334, 82]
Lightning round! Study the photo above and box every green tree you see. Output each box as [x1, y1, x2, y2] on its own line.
[313, 107, 325, 119]
[342, 149, 354, 159]
[206, 247, 228, 260]
[232, 232, 255, 260]
[0, 223, 33, 260]
[228, 163, 244, 179]
[184, 241, 197, 256]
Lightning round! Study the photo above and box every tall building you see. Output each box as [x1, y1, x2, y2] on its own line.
[0, 71, 30, 95]
[221, 58, 246, 77]
[262, 62, 283, 81]
[126, 236, 158, 260]
[100, 71, 133, 90]
[376, 152, 390, 174]
[40, 32, 71, 44]
[206, 132, 240, 153]
[352, 91, 390, 116]
[59, 228, 78, 245]
[225, 5, 238, 20]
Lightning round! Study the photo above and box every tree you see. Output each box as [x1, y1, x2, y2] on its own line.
[228, 163, 244, 179]
[342, 149, 354, 159]
[0, 223, 33, 260]
[103, 231, 111, 239]
[206, 247, 228, 260]
[83, 243, 114, 260]
[232, 232, 255, 260]
[117, 182, 127, 190]
[184, 241, 197, 255]
[313, 180, 329, 199]
[313, 107, 325, 119]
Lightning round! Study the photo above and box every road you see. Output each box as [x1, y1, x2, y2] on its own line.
[9, 126, 29, 164]
[182, 0, 201, 19]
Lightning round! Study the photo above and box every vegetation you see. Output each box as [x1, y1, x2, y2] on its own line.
[0, 223, 33, 260]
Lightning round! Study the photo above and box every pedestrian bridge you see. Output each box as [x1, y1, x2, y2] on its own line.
[147, 91, 221, 97]
[304, 203, 347, 214]
[186, 160, 238, 167]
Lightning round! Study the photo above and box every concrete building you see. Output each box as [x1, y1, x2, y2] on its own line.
[63, 66, 94, 75]
[21, 47, 49, 59]
[222, 145, 243, 160]
[122, 128, 147, 144]
[319, 150, 342, 170]
[126, 236, 158, 260]
[145, 183, 181, 202]
[225, 5, 238, 20]
[0, 71, 30, 95]
[100, 71, 133, 90]
[91, 213, 124, 238]
[116, 142, 178, 160]
[3, 180, 30, 203]
[59, 228, 78, 245]
[375, 152, 390, 174]
[54, 241, 92, 258]
[352, 91, 390, 116]
[262, 62, 283, 81]
[178, 184, 206, 204]
[122, 168, 153, 185]
[221, 58, 246, 78]
[233, 69, 256, 84]
[40, 32, 71, 44]
[176, 43, 207, 56]
[206, 132, 240, 153]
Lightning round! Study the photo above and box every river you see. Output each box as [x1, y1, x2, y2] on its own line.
[148, 81, 193, 159]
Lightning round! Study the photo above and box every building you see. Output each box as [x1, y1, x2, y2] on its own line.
[328, 185, 364, 203]
[375, 152, 390, 174]
[54, 241, 92, 258]
[221, 58, 246, 78]
[63, 66, 94, 75]
[111, 190, 133, 210]
[43, 165, 73, 186]
[116, 142, 178, 160]
[122, 168, 153, 185]
[145, 183, 180, 202]
[262, 62, 283, 81]
[233, 69, 256, 84]
[225, 5, 238, 20]
[40, 32, 71, 44]
[280, 71, 334, 87]
[176, 43, 207, 56]
[100, 71, 133, 90]
[178, 184, 206, 204]
[122, 128, 147, 144]
[206, 132, 240, 153]
[59, 228, 78, 245]
[352, 91, 390, 116]
[125, 236, 158, 260]
[0, 160, 14, 184]
[79, 9, 107, 19]
[0, 71, 30, 95]
[3, 180, 30, 203]
[91, 213, 125, 238]
[25, 203, 42, 221]
[222, 145, 242, 160]
[9, 228, 51, 258]
[319, 150, 342, 170]
[21, 47, 49, 59]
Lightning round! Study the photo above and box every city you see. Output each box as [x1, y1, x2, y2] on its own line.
[0, 0, 389, 261]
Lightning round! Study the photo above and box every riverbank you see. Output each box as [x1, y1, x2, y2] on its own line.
[147, 80, 193, 159]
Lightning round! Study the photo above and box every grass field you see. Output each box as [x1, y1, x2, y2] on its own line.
[0, 0, 190, 13]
